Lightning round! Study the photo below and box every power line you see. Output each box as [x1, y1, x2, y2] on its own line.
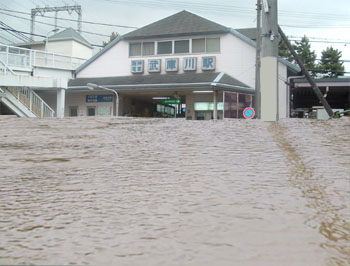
[0, 22, 30, 42]
[0, 11, 111, 37]
[0, 27, 46, 38]
[281, 24, 350, 29]
[0, 7, 138, 29]
[0, 26, 105, 48]
[289, 39, 350, 45]
[287, 35, 350, 42]
[98, 0, 350, 22]
[0, 34, 15, 44]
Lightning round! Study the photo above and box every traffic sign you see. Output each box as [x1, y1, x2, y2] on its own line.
[243, 107, 255, 119]
[162, 99, 181, 104]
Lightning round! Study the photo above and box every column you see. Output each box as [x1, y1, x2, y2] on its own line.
[213, 90, 218, 120]
[56, 88, 66, 118]
[260, 0, 279, 121]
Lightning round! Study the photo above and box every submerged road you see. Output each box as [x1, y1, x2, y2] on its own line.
[0, 117, 349, 265]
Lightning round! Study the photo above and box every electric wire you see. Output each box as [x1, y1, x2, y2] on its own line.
[0, 7, 138, 29]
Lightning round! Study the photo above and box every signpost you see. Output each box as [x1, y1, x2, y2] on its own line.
[162, 99, 181, 105]
[243, 107, 255, 119]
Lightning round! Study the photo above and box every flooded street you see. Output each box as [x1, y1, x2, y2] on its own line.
[0, 117, 349, 266]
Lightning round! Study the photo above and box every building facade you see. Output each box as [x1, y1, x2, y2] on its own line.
[65, 10, 299, 119]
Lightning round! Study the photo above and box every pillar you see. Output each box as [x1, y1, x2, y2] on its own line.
[260, 0, 279, 121]
[56, 88, 66, 118]
[213, 90, 218, 120]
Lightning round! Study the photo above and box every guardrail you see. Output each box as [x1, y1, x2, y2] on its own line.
[6, 87, 55, 118]
[0, 44, 86, 71]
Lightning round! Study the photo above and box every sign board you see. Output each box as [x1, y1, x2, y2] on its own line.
[162, 99, 181, 105]
[243, 107, 255, 119]
[86, 95, 113, 103]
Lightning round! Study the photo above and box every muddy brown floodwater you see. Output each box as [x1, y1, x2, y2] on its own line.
[0, 116, 349, 266]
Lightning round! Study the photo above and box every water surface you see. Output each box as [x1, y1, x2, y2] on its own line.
[0, 117, 349, 265]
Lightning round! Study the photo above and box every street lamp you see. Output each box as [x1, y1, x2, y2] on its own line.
[45, 28, 59, 52]
[87, 83, 119, 117]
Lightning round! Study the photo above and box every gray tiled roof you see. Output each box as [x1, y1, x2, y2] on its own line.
[68, 72, 252, 93]
[235, 28, 258, 41]
[49, 28, 92, 48]
[123, 10, 230, 40]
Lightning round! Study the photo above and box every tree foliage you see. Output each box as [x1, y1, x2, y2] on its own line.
[278, 39, 294, 62]
[294, 36, 316, 71]
[317, 47, 345, 78]
[102, 32, 119, 47]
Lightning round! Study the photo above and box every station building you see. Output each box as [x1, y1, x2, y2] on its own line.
[40, 10, 300, 119]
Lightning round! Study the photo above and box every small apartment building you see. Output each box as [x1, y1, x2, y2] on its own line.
[68, 10, 299, 119]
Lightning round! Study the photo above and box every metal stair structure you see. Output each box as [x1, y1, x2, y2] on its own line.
[0, 58, 55, 118]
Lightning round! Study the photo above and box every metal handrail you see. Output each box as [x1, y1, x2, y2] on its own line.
[6, 87, 55, 118]
[0, 58, 17, 75]
[0, 44, 86, 70]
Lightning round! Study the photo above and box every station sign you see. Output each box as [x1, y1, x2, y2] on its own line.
[162, 99, 181, 105]
[86, 95, 113, 103]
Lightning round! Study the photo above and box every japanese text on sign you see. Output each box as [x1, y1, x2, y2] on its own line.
[165, 58, 178, 72]
[131, 60, 144, 73]
[202, 56, 215, 70]
[86, 95, 113, 103]
[148, 59, 161, 72]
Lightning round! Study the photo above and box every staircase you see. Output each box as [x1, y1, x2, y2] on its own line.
[0, 86, 55, 118]
[0, 57, 55, 118]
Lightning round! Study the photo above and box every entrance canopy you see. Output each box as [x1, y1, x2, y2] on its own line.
[68, 72, 254, 95]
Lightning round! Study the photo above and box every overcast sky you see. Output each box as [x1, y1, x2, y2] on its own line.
[1, 0, 349, 72]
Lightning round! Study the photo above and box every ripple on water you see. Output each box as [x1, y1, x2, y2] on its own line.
[0, 117, 349, 266]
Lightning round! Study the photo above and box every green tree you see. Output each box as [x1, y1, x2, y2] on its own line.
[318, 47, 345, 78]
[102, 32, 119, 47]
[294, 35, 316, 73]
[278, 39, 294, 63]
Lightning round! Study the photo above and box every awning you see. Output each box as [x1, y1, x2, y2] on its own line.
[68, 72, 254, 94]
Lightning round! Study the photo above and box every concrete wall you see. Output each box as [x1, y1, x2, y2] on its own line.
[45, 40, 92, 59]
[72, 41, 93, 59]
[33, 68, 74, 79]
[46, 40, 73, 56]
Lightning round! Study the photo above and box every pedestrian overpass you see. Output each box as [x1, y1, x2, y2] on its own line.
[0, 44, 86, 118]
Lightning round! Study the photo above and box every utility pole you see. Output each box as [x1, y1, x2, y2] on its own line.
[255, 0, 262, 118]
[260, 0, 279, 121]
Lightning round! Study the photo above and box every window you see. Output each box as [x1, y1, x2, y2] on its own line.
[206, 38, 220, 52]
[174, 40, 189, 53]
[129, 43, 141, 56]
[87, 107, 96, 116]
[142, 42, 155, 56]
[69, 106, 78, 117]
[157, 41, 172, 54]
[192, 38, 205, 53]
